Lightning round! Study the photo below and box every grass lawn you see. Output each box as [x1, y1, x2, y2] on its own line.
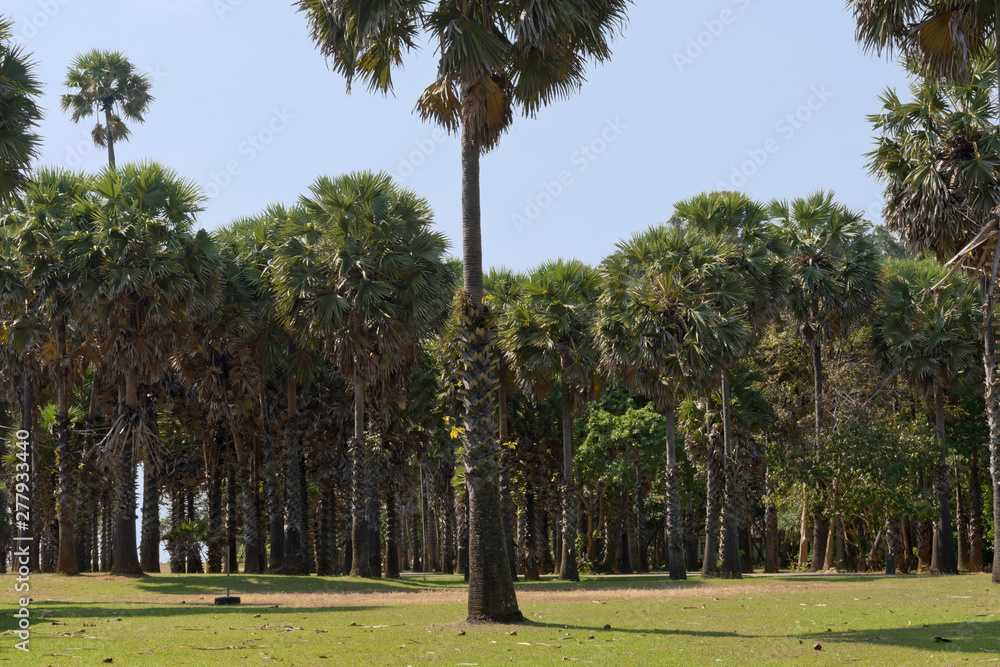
[2, 570, 998, 665]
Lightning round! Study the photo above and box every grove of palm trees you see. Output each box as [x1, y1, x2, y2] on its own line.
[3, 1, 1000, 663]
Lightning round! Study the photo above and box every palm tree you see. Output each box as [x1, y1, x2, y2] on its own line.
[60, 50, 153, 168]
[71, 161, 221, 574]
[295, 0, 629, 622]
[772, 191, 882, 572]
[272, 171, 452, 578]
[867, 56, 1000, 579]
[673, 191, 787, 577]
[0, 16, 42, 205]
[873, 258, 980, 574]
[852, 0, 1000, 585]
[597, 224, 747, 580]
[5, 168, 94, 575]
[501, 259, 602, 582]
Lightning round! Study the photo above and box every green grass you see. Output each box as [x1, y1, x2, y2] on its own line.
[2, 571, 998, 665]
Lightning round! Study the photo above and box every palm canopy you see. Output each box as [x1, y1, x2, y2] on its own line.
[851, 1, 998, 85]
[271, 171, 454, 384]
[772, 191, 882, 347]
[873, 257, 980, 398]
[60, 49, 153, 165]
[867, 54, 1000, 268]
[0, 16, 43, 205]
[596, 224, 749, 406]
[296, 1, 629, 152]
[673, 191, 788, 332]
[500, 258, 602, 397]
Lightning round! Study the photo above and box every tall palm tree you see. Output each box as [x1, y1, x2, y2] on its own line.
[272, 171, 452, 578]
[71, 161, 221, 574]
[772, 191, 882, 572]
[501, 259, 602, 582]
[597, 224, 748, 580]
[873, 258, 980, 574]
[0, 16, 43, 205]
[673, 191, 787, 577]
[5, 168, 94, 575]
[60, 50, 153, 168]
[867, 55, 1000, 580]
[295, 0, 629, 622]
[852, 0, 1000, 585]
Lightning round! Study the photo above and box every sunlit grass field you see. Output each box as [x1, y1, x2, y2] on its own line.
[2, 571, 997, 665]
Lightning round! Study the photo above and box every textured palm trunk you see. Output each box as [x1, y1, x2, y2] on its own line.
[409, 508, 423, 572]
[969, 449, 984, 571]
[139, 462, 160, 572]
[456, 293, 522, 622]
[498, 361, 518, 581]
[635, 469, 648, 572]
[206, 469, 223, 573]
[55, 319, 79, 575]
[798, 488, 810, 566]
[956, 482, 971, 571]
[522, 482, 540, 581]
[917, 519, 932, 572]
[664, 405, 686, 580]
[266, 437, 284, 570]
[232, 429, 262, 575]
[809, 340, 830, 573]
[299, 452, 315, 575]
[111, 370, 143, 574]
[226, 467, 238, 570]
[349, 379, 374, 577]
[383, 478, 400, 579]
[317, 477, 336, 577]
[764, 467, 780, 573]
[701, 436, 721, 578]
[719, 372, 742, 579]
[100, 487, 112, 572]
[558, 363, 580, 581]
[185, 492, 203, 573]
[978, 274, 1000, 583]
[103, 106, 116, 167]
[931, 389, 957, 574]
[282, 375, 304, 574]
[442, 480, 456, 575]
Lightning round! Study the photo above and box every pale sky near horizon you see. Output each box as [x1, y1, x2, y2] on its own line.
[8, 0, 911, 274]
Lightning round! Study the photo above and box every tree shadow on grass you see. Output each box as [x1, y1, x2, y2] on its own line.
[515, 574, 708, 592]
[800, 619, 1000, 655]
[132, 573, 468, 596]
[519, 618, 742, 640]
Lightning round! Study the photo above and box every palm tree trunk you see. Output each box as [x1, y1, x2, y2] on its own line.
[349, 379, 374, 577]
[282, 374, 304, 574]
[383, 477, 400, 579]
[139, 462, 160, 572]
[456, 293, 522, 621]
[809, 339, 830, 572]
[206, 467, 223, 573]
[969, 448, 984, 571]
[664, 404, 686, 580]
[55, 320, 79, 575]
[104, 106, 116, 168]
[498, 360, 518, 581]
[232, 429, 261, 575]
[956, 480, 971, 571]
[111, 369, 143, 574]
[978, 272, 1000, 583]
[316, 477, 335, 577]
[410, 506, 423, 572]
[931, 388, 957, 574]
[701, 436, 721, 578]
[719, 372, 742, 579]
[266, 438, 284, 570]
[558, 365, 579, 582]
[764, 467, 780, 573]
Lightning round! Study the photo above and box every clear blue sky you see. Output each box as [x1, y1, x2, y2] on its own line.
[9, 0, 910, 272]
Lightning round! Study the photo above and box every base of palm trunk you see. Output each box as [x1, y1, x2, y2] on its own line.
[214, 596, 241, 605]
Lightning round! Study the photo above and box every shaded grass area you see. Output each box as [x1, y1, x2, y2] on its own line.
[2, 572, 998, 665]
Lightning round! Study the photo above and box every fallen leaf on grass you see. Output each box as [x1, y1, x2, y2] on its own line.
[934, 637, 952, 643]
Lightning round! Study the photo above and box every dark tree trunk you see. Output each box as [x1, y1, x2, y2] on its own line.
[139, 462, 160, 572]
[969, 449, 984, 571]
[409, 510, 422, 572]
[701, 437, 722, 578]
[266, 438, 284, 570]
[684, 495, 699, 572]
[317, 477, 336, 577]
[349, 380, 374, 577]
[206, 468, 223, 573]
[384, 478, 400, 579]
[104, 105, 116, 168]
[168, 491, 184, 573]
[299, 451, 314, 575]
[664, 404, 686, 580]
[930, 389, 957, 574]
[522, 481, 540, 581]
[917, 519, 932, 572]
[719, 372, 742, 579]
[55, 319, 79, 575]
[498, 360, 518, 581]
[282, 374, 304, 574]
[956, 482, 971, 571]
[558, 365, 579, 582]
[764, 467, 780, 573]
[100, 487, 112, 572]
